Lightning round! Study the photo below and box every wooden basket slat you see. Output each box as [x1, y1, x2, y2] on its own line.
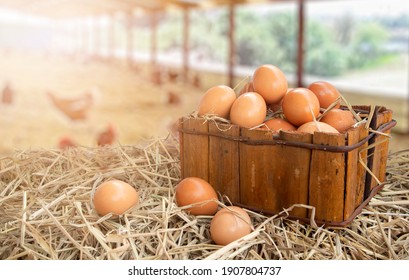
[178, 106, 394, 227]
[239, 128, 281, 212]
[209, 122, 240, 202]
[180, 117, 209, 180]
[355, 124, 369, 209]
[370, 108, 393, 189]
[278, 131, 312, 218]
[344, 126, 361, 220]
[308, 132, 346, 223]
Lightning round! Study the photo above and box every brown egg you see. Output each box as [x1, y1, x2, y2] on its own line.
[210, 206, 252, 246]
[320, 108, 356, 133]
[297, 121, 339, 134]
[197, 85, 236, 119]
[238, 80, 254, 96]
[269, 88, 293, 112]
[175, 177, 218, 216]
[93, 180, 139, 216]
[230, 92, 267, 128]
[282, 87, 320, 126]
[252, 64, 288, 104]
[308, 81, 341, 109]
[262, 118, 296, 132]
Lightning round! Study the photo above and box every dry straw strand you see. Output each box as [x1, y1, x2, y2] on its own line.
[0, 143, 408, 260]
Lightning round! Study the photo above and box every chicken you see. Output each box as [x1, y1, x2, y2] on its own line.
[1, 82, 14, 104]
[58, 136, 77, 150]
[167, 69, 179, 83]
[97, 123, 118, 146]
[47, 90, 94, 121]
[192, 73, 201, 89]
[167, 90, 182, 105]
[151, 67, 162, 85]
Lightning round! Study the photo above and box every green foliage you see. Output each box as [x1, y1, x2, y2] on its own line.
[157, 12, 183, 51]
[304, 20, 348, 76]
[152, 7, 395, 77]
[235, 10, 283, 67]
[305, 44, 348, 76]
[347, 22, 389, 68]
[189, 9, 229, 62]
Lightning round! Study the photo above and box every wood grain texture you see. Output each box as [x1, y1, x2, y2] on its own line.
[238, 129, 312, 217]
[180, 117, 209, 181]
[370, 108, 393, 189]
[356, 124, 369, 207]
[239, 128, 281, 212]
[344, 126, 359, 220]
[309, 132, 346, 223]
[209, 122, 240, 203]
[278, 131, 312, 218]
[178, 106, 393, 226]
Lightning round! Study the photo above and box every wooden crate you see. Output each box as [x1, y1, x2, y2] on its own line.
[179, 106, 396, 227]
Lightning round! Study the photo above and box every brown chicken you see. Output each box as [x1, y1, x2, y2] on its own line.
[151, 67, 162, 85]
[167, 91, 182, 105]
[47, 90, 94, 121]
[58, 136, 77, 150]
[167, 69, 179, 83]
[1, 82, 14, 104]
[97, 123, 118, 146]
[192, 73, 201, 89]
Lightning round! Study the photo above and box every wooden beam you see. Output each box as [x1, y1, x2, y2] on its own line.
[75, 18, 82, 54]
[227, 2, 236, 88]
[126, 11, 134, 67]
[93, 16, 100, 57]
[182, 7, 190, 82]
[109, 13, 116, 60]
[83, 18, 91, 55]
[150, 10, 158, 66]
[296, 0, 305, 87]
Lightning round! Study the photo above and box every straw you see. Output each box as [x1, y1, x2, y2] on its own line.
[0, 139, 408, 260]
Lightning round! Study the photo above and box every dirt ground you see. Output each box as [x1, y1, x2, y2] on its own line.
[0, 50, 407, 155]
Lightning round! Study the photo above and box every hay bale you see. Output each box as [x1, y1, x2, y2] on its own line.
[0, 139, 408, 260]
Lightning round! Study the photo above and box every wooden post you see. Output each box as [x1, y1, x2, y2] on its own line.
[296, 0, 305, 87]
[93, 17, 100, 58]
[126, 11, 134, 67]
[52, 21, 60, 53]
[83, 19, 90, 55]
[150, 10, 158, 67]
[109, 13, 116, 60]
[182, 7, 190, 83]
[227, 3, 236, 88]
[76, 18, 82, 55]
[80, 18, 87, 55]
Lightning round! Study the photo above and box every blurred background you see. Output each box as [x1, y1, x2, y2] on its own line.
[0, 0, 408, 154]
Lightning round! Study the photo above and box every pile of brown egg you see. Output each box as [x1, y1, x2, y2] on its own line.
[197, 64, 356, 134]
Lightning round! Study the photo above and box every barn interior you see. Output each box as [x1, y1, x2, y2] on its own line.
[0, 0, 408, 154]
[0, 0, 409, 262]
